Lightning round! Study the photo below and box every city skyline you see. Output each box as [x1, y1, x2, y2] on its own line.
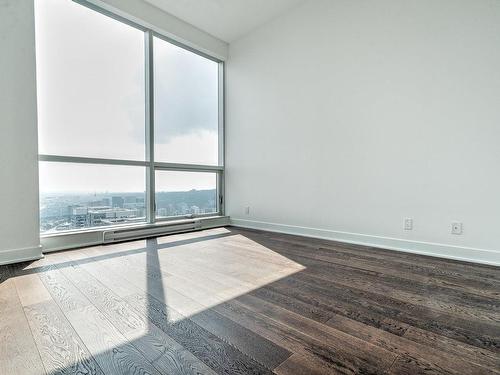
[40, 188, 217, 233]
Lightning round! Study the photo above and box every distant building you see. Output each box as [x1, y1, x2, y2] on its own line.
[88, 207, 140, 226]
[124, 196, 136, 204]
[40, 189, 216, 233]
[112, 196, 124, 208]
[71, 206, 88, 228]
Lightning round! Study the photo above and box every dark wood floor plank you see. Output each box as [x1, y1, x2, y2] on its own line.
[251, 285, 334, 323]
[238, 227, 499, 280]
[278, 271, 500, 352]
[254, 273, 496, 375]
[403, 326, 500, 372]
[264, 273, 412, 336]
[290, 241, 499, 299]
[286, 247, 500, 308]
[284, 250, 500, 320]
[125, 292, 275, 375]
[320, 244, 500, 289]
[274, 353, 345, 375]
[188, 307, 292, 370]
[212, 291, 398, 374]
[290, 268, 500, 351]
[307, 274, 499, 331]
[387, 354, 455, 375]
[213, 297, 394, 374]
[234, 293, 398, 370]
[232, 227, 500, 297]
[325, 313, 498, 374]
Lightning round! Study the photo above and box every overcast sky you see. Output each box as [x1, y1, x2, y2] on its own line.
[35, 0, 218, 193]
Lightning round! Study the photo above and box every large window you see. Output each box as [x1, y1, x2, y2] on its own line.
[39, 163, 146, 233]
[36, 0, 146, 161]
[36, 0, 223, 234]
[154, 37, 219, 165]
[155, 171, 217, 219]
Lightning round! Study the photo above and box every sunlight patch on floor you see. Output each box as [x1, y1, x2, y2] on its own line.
[32, 229, 305, 325]
[150, 232, 306, 322]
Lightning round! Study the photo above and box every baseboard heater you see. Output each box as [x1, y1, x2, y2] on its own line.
[102, 220, 201, 243]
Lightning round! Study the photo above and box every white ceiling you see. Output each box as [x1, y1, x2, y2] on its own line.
[144, 0, 306, 43]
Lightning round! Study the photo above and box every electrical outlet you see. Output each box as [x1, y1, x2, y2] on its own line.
[244, 206, 250, 215]
[404, 218, 413, 230]
[451, 221, 463, 235]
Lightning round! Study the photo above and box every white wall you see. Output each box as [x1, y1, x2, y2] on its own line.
[0, 0, 42, 264]
[226, 0, 500, 265]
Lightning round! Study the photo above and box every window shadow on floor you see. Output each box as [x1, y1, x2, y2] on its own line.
[1, 228, 303, 374]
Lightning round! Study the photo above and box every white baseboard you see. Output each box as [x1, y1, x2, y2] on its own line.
[0, 245, 43, 266]
[230, 218, 500, 267]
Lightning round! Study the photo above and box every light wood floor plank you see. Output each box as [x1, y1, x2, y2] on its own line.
[60, 261, 218, 375]
[65, 304, 162, 375]
[24, 301, 105, 375]
[0, 275, 46, 375]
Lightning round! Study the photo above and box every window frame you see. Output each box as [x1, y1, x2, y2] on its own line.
[38, 0, 225, 236]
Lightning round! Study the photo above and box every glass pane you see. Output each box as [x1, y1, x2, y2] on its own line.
[35, 0, 146, 160]
[155, 171, 217, 218]
[39, 162, 146, 233]
[154, 37, 219, 165]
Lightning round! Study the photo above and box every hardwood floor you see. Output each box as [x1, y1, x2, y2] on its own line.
[0, 226, 499, 374]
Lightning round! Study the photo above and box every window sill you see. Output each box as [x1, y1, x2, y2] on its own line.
[40, 215, 230, 253]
